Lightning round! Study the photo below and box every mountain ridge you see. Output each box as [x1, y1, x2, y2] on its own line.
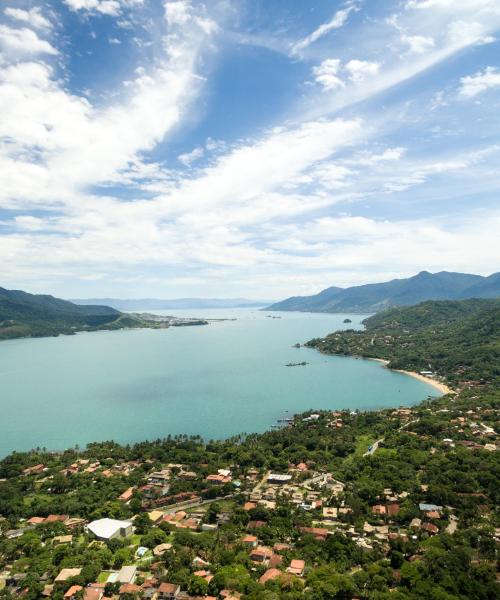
[266, 270, 500, 313]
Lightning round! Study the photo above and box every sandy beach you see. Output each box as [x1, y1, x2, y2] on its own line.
[394, 369, 454, 395]
[366, 357, 454, 395]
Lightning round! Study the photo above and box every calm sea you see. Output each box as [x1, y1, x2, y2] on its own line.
[0, 309, 438, 456]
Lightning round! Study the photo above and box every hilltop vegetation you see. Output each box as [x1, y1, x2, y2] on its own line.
[267, 271, 500, 313]
[306, 298, 500, 385]
[0, 287, 206, 341]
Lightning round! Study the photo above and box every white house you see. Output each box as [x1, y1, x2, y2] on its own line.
[86, 518, 134, 541]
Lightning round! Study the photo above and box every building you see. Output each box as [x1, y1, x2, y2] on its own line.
[267, 473, 292, 484]
[86, 518, 134, 541]
[287, 559, 305, 576]
[158, 582, 181, 599]
[116, 565, 137, 584]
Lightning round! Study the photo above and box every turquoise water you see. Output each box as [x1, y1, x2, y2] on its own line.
[0, 309, 438, 456]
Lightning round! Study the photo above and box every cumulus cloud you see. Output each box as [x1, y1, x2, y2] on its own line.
[459, 66, 500, 97]
[0, 25, 58, 57]
[312, 58, 345, 91]
[345, 59, 380, 83]
[4, 7, 52, 30]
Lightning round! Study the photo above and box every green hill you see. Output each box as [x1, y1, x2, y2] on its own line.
[0, 287, 124, 340]
[306, 298, 500, 385]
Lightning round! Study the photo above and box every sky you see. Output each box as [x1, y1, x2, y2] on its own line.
[0, 0, 499, 300]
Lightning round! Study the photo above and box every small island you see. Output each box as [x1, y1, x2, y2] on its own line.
[343, 318, 352, 323]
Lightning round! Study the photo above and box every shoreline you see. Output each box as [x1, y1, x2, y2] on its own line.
[394, 369, 454, 395]
[364, 357, 453, 395]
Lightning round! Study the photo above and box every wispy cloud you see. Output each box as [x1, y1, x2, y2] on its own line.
[290, 3, 358, 56]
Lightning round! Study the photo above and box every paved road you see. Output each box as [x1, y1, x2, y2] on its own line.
[363, 438, 384, 457]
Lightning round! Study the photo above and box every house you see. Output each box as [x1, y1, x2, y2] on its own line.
[148, 510, 164, 524]
[118, 487, 134, 502]
[322, 507, 338, 520]
[119, 583, 141, 595]
[386, 502, 400, 517]
[52, 535, 73, 545]
[267, 473, 292, 484]
[371, 505, 386, 516]
[148, 470, 171, 485]
[410, 518, 422, 529]
[298, 527, 328, 541]
[55, 568, 82, 582]
[259, 568, 282, 584]
[422, 522, 439, 535]
[64, 585, 83, 599]
[206, 474, 231, 484]
[250, 546, 273, 565]
[158, 582, 181, 599]
[287, 559, 305, 576]
[84, 588, 104, 600]
[22, 464, 45, 476]
[116, 565, 137, 584]
[86, 518, 134, 541]
[243, 502, 257, 511]
[45, 514, 69, 524]
[419, 503, 442, 513]
[241, 534, 258, 548]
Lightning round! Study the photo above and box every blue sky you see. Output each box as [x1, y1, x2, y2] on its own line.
[0, 0, 499, 299]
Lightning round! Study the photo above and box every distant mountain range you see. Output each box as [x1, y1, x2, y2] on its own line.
[71, 298, 269, 310]
[265, 271, 500, 314]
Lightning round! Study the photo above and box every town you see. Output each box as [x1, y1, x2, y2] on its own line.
[1, 379, 498, 600]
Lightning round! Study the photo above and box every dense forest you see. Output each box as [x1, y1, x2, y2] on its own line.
[0, 287, 199, 340]
[306, 298, 500, 385]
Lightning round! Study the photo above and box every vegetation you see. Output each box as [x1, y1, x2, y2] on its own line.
[0, 297, 498, 599]
[0, 287, 203, 341]
[306, 298, 500, 385]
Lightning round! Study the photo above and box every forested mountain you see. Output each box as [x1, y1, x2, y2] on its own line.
[267, 271, 500, 313]
[306, 298, 500, 385]
[0, 287, 128, 340]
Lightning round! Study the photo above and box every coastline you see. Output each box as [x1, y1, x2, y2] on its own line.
[394, 369, 454, 395]
[365, 357, 453, 395]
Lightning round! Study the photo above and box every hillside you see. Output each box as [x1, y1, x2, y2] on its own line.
[266, 270, 500, 313]
[306, 298, 500, 385]
[0, 287, 178, 340]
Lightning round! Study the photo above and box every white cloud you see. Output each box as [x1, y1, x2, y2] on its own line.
[345, 59, 380, 83]
[64, 0, 143, 16]
[459, 66, 500, 98]
[401, 34, 435, 54]
[4, 7, 52, 30]
[290, 5, 357, 55]
[0, 1, 217, 208]
[178, 146, 204, 166]
[0, 25, 58, 57]
[312, 58, 345, 91]
[447, 20, 495, 46]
